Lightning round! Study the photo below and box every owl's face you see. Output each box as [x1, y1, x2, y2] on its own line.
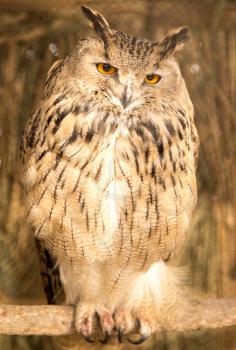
[52, 6, 190, 116]
[73, 37, 184, 112]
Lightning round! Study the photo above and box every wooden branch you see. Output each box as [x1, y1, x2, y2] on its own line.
[0, 299, 236, 336]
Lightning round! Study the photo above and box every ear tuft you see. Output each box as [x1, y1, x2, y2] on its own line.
[159, 27, 189, 59]
[173, 27, 189, 44]
[81, 6, 113, 44]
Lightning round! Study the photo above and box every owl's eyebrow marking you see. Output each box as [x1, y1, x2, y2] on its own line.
[153, 63, 160, 69]
[103, 48, 110, 61]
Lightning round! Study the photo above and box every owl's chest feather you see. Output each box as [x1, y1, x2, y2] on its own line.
[27, 110, 196, 265]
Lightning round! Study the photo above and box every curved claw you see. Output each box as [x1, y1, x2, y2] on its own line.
[135, 318, 141, 331]
[95, 311, 101, 324]
[82, 334, 95, 343]
[118, 329, 123, 343]
[99, 331, 110, 344]
[127, 334, 150, 345]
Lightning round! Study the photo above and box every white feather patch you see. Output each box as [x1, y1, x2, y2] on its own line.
[126, 261, 168, 307]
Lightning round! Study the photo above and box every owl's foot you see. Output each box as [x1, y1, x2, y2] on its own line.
[74, 303, 96, 343]
[96, 309, 115, 343]
[114, 308, 136, 338]
[75, 304, 115, 343]
[97, 309, 115, 333]
[126, 319, 152, 345]
[114, 307, 155, 344]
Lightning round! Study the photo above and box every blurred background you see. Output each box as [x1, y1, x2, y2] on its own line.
[0, 0, 235, 349]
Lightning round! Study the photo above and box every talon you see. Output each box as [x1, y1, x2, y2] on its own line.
[127, 334, 150, 345]
[135, 318, 141, 331]
[95, 311, 100, 323]
[118, 328, 123, 343]
[82, 334, 95, 343]
[99, 331, 110, 344]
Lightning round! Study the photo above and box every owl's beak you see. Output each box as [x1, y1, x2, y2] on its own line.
[121, 78, 133, 108]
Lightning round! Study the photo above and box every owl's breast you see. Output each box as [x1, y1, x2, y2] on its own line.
[25, 108, 197, 270]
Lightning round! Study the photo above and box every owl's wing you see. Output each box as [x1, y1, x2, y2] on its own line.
[35, 238, 65, 304]
[20, 59, 64, 166]
[191, 119, 200, 168]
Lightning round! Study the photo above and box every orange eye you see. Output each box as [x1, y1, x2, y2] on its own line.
[145, 74, 161, 84]
[96, 63, 117, 76]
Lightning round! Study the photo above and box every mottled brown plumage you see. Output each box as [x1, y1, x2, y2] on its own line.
[21, 6, 199, 344]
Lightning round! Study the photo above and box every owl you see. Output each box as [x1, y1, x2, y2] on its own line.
[21, 6, 199, 345]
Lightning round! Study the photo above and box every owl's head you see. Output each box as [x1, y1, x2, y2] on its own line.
[51, 6, 190, 112]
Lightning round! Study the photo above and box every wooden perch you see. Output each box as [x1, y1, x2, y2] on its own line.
[0, 299, 236, 336]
